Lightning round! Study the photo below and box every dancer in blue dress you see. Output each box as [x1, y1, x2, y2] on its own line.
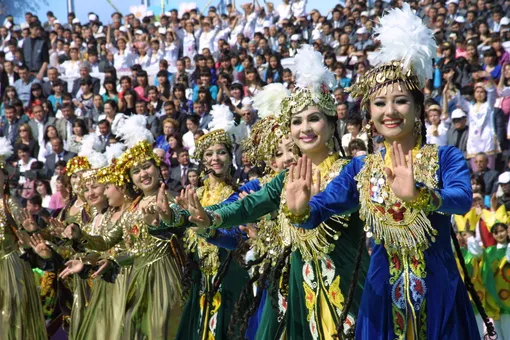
[283, 4, 496, 339]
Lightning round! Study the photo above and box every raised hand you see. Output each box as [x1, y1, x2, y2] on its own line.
[155, 183, 172, 223]
[49, 218, 66, 238]
[20, 209, 38, 232]
[186, 186, 211, 230]
[383, 142, 417, 202]
[285, 156, 313, 215]
[175, 188, 189, 210]
[29, 234, 53, 259]
[63, 223, 81, 240]
[91, 259, 112, 279]
[59, 260, 85, 279]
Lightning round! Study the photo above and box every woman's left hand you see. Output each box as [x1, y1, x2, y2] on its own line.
[384, 142, 418, 202]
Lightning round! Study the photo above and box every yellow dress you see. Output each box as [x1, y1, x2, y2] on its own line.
[122, 195, 185, 339]
[0, 196, 46, 340]
[75, 207, 133, 340]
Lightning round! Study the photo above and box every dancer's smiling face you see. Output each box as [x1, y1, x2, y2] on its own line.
[203, 143, 231, 178]
[130, 160, 159, 193]
[271, 136, 296, 172]
[369, 85, 421, 144]
[290, 106, 334, 156]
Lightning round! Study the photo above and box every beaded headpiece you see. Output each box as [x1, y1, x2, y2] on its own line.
[97, 143, 127, 187]
[193, 104, 239, 161]
[279, 45, 336, 134]
[66, 156, 91, 176]
[0, 137, 13, 169]
[115, 115, 160, 182]
[194, 129, 232, 161]
[77, 134, 108, 191]
[348, 3, 436, 109]
[243, 83, 291, 167]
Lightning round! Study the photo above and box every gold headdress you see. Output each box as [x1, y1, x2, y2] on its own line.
[97, 143, 127, 187]
[193, 104, 236, 161]
[0, 137, 13, 169]
[348, 3, 436, 110]
[77, 134, 108, 191]
[115, 115, 160, 182]
[66, 157, 91, 176]
[279, 45, 336, 134]
[243, 83, 291, 167]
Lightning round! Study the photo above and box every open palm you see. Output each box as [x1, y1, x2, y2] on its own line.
[59, 260, 85, 279]
[185, 186, 211, 230]
[286, 156, 313, 215]
[30, 234, 53, 260]
[384, 142, 417, 202]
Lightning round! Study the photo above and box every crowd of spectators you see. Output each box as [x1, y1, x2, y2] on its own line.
[0, 0, 509, 215]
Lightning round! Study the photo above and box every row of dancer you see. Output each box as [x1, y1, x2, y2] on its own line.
[1, 5, 503, 340]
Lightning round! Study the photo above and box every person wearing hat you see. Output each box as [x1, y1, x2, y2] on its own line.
[496, 171, 510, 211]
[425, 103, 449, 146]
[354, 27, 373, 51]
[447, 108, 469, 157]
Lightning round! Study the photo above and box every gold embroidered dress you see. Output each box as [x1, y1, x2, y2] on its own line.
[206, 154, 370, 340]
[175, 178, 250, 340]
[0, 196, 46, 340]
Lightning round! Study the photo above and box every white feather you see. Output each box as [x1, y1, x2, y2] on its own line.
[116, 115, 154, 148]
[78, 133, 102, 158]
[0, 137, 13, 160]
[105, 143, 126, 164]
[291, 45, 335, 95]
[368, 3, 436, 86]
[87, 151, 108, 169]
[208, 104, 235, 132]
[252, 83, 290, 118]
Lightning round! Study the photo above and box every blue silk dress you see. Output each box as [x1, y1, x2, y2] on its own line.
[300, 146, 480, 339]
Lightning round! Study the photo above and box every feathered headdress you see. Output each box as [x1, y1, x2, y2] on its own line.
[279, 45, 336, 134]
[78, 133, 108, 190]
[349, 3, 436, 108]
[0, 137, 13, 169]
[194, 104, 238, 161]
[115, 115, 159, 182]
[243, 84, 293, 167]
[97, 143, 128, 186]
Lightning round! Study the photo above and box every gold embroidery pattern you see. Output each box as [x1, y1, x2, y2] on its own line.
[355, 144, 440, 251]
[279, 156, 349, 262]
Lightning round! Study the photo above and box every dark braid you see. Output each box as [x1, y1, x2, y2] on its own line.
[328, 115, 346, 157]
[207, 251, 233, 302]
[364, 110, 375, 154]
[335, 232, 366, 339]
[450, 227, 497, 339]
[269, 245, 292, 310]
[181, 252, 199, 303]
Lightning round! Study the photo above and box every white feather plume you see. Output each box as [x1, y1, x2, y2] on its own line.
[87, 151, 108, 169]
[78, 133, 102, 158]
[368, 3, 436, 87]
[104, 143, 126, 164]
[252, 83, 290, 118]
[116, 115, 154, 148]
[290, 44, 335, 93]
[0, 137, 13, 159]
[208, 104, 235, 133]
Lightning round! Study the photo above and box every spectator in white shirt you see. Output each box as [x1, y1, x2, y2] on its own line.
[341, 116, 368, 155]
[425, 104, 449, 146]
[16, 145, 36, 185]
[277, 0, 292, 22]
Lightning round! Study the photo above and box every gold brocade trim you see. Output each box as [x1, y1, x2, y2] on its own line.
[185, 179, 234, 276]
[355, 144, 440, 251]
[278, 155, 349, 262]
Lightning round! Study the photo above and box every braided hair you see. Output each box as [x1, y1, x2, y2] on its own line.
[269, 245, 292, 310]
[335, 231, 366, 339]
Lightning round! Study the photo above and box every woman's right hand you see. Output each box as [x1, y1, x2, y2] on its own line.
[59, 260, 85, 279]
[185, 186, 211, 229]
[29, 234, 53, 260]
[286, 156, 313, 216]
[91, 259, 112, 279]
[63, 223, 81, 240]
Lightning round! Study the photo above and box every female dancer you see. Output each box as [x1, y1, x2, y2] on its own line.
[170, 105, 253, 340]
[160, 46, 370, 339]
[0, 137, 46, 339]
[115, 115, 184, 339]
[284, 5, 491, 339]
